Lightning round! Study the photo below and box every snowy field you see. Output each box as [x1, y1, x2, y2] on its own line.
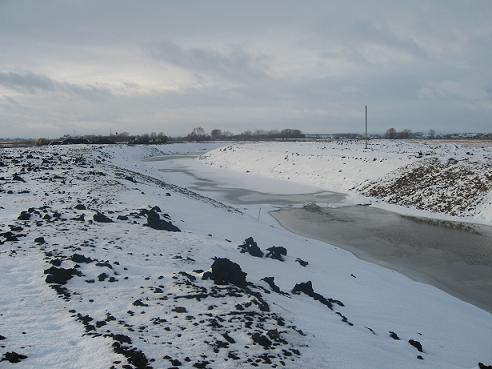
[201, 140, 492, 224]
[1, 143, 491, 369]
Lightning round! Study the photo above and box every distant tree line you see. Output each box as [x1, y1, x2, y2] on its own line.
[383, 128, 440, 139]
[182, 127, 305, 141]
[29, 127, 492, 147]
[382, 128, 492, 140]
[128, 132, 168, 144]
[35, 132, 169, 146]
[33, 127, 305, 146]
[384, 128, 415, 139]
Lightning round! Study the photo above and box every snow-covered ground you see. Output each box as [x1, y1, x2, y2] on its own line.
[1, 143, 491, 369]
[201, 140, 492, 224]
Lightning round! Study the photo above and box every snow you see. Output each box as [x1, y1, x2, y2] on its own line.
[0, 254, 117, 369]
[0, 143, 491, 369]
[201, 140, 492, 224]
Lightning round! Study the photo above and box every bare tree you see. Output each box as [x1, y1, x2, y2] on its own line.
[186, 127, 210, 141]
[211, 129, 222, 139]
[385, 128, 397, 139]
[397, 129, 412, 139]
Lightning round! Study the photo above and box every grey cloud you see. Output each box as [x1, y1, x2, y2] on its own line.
[0, 0, 491, 137]
[348, 20, 428, 59]
[148, 41, 269, 82]
[0, 71, 111, 99]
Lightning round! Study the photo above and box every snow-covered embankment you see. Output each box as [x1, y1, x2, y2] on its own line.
[0, 143, 491, 369]
[201, 140, 492, 223]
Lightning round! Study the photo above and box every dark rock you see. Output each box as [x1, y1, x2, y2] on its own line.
[74, 204, 86, 210]
[292, 281, 344, 310]
[261, 277, 289, 296]
[266, 329, 287, 344]
[203, 258, 247, 287]
[228, 352, 239, 360]
[93, 212, 113, 223]
[44, 266, 81, 285]
[98, 273, 109, 281]
[389, 331, 400, 340]
[172, 306, 187, 313]
[238, 237, 264, 257]
[145, 210, 180, 232]
[112, 342, 152, 369]
[112, 334, 132, 344]
[178, 271, 196, 281]
[335, 311, 354, 326]
[73, 214, 85, 222]
[266, 246, 287, 261]
[95, 261, 112, 269]
[408, 339, 423, 353]
[295, 258, 308, 267]
[266, 329, 280, 340]
[12, 174, 25, 182]
[251, 333, 272, 348]
[193, 361, 209, 369]
[17, 211, 31, 220]
[34, 237, 46, 244]
[479, 363, 492, 369]
[75, 313, 94, 327]
[292, 281, 314, 295]
[170, 359, 182, 366]
[117, 215, 129, 221]
[2, 352, 28, 363]
[222, 332, 235, 344]
[50, 284, 71, 299]
[1, 231, 20, 242]
[71, 254, 93, 263]
[133, 299, 149, 307]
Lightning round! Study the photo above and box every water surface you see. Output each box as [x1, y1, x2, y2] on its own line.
[150, 155, 492, 314]
[272, 206, 492, 313]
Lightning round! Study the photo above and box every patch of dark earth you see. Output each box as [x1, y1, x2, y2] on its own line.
[359, 157, 492, 217]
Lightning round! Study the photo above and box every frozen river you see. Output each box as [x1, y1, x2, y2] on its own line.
[147, 155, 492, 314]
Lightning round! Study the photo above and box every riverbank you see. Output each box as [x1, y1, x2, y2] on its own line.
[201, 140, 492, 224]
[142, 152, 492, 314]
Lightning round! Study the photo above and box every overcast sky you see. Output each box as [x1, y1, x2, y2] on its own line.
[1, 0, 491, 138]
